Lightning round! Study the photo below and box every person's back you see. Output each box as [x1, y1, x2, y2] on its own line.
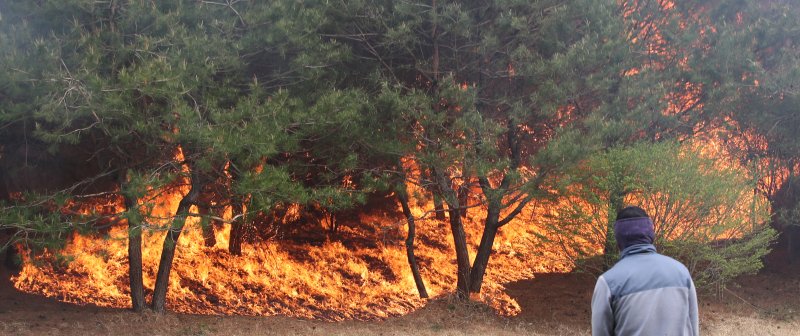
[591, 207, 699, 336]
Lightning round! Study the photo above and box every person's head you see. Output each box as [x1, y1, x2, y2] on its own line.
[614, 206, 655, 251]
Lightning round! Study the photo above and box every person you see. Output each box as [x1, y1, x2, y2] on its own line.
[591, 206, 699, 336]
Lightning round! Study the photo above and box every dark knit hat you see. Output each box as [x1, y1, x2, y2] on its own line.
[614, 206, 655, 250]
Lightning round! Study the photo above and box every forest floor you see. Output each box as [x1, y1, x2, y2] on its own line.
[1, 260, 799, 336]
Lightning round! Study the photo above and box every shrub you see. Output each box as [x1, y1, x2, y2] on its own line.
[542, 141, 776, 290]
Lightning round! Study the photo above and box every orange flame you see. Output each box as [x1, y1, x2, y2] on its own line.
[12, 165, 572, 320]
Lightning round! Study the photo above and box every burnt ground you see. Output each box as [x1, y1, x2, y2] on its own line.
[1, 259, 799, 336]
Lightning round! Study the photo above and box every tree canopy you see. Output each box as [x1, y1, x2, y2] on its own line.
[0, 0, 796, 313]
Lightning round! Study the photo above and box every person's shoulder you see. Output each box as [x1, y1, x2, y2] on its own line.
[653, 253, 691, 275]
[654, 253, 688, 268]
[605, 252, 690, 279]
[600, 257, 638, 284]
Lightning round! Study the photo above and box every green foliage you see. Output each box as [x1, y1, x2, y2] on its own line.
[704, 1, 800, 192]
[0, 0, 376, 238]
[0, 193, 92, 254]
[666, 227, 775, 292]
[543, 142, 775, 289]
[0, 0, 791, 299]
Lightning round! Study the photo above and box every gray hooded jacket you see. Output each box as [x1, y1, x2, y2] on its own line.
[591, 244, 699, 336]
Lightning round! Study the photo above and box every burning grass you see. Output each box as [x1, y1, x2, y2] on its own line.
[11, 136, 769, 321]
[4, 264, 800, 336]
[12, 186, 572, 320]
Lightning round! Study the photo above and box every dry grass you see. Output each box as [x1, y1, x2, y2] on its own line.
[1, 291, 796, 336]
[2, 301, 797, 336]
[0, 300, 589, 336]
[2, 266, 799, 336]
[703, 315, 799, 336]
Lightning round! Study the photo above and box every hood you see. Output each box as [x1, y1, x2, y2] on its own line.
[614, 216, 655, 251]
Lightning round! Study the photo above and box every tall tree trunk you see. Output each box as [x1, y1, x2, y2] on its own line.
[773, 175, 800, 263]
[468, 201, 500, 293]
[229, 195, 245, 256]
[447, 205, 471, 299]
[432, 191, 446, 220]
[151, 168, 203, 313]
[457, 184, 469, 218]
[327, 211, 338, 235]
[428, 2, 471, 298]
[3, 244, 20, 271]
[427, 0, 446, 223]
[228, 165, 247, 256]
[120, 175, 146, 312]
[434, 168, 471, 299]
[468, 125, 527, 293]
[197, 206, 217, 247]
[397, 180, 429, 299]
[421, 169, 446, 221]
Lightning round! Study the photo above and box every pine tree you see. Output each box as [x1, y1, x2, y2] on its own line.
[0, 0, 372, 312]
[310, 0, 733, 297]
[705, 0, 800, 260]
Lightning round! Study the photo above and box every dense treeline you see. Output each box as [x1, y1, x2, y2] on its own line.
[0, 0, 797, 313]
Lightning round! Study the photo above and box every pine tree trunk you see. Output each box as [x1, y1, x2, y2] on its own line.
[773, 176, 800, 263]
[432, 192, 446, 220]
[457, 185, 469, 218]
[151, 169, 203, 313]
[469, 122, 528, 294]
[422, 170, 446, 221]
[448, 206, 472, 299]
[428, 3, 472, 298]
[469, 202, 500, 293]
[397, 181, 429, 299]
[197, 206, 217, 247]
[434, 168, 471, 299]
[228, 166, 246, 256]
[229, 196, 245, 256]
[327, 212, 338, 235]
[3, 244, 19, 271]
[122, 189, 146, 312]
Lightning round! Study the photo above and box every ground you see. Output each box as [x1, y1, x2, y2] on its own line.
[2, 262, 799, 336]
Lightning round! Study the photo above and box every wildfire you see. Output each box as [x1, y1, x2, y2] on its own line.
[9, 126, 775, 320]
[7, 1, 779, 320]
[12, 172, 572, 320]
[10, 110, 775, 321]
